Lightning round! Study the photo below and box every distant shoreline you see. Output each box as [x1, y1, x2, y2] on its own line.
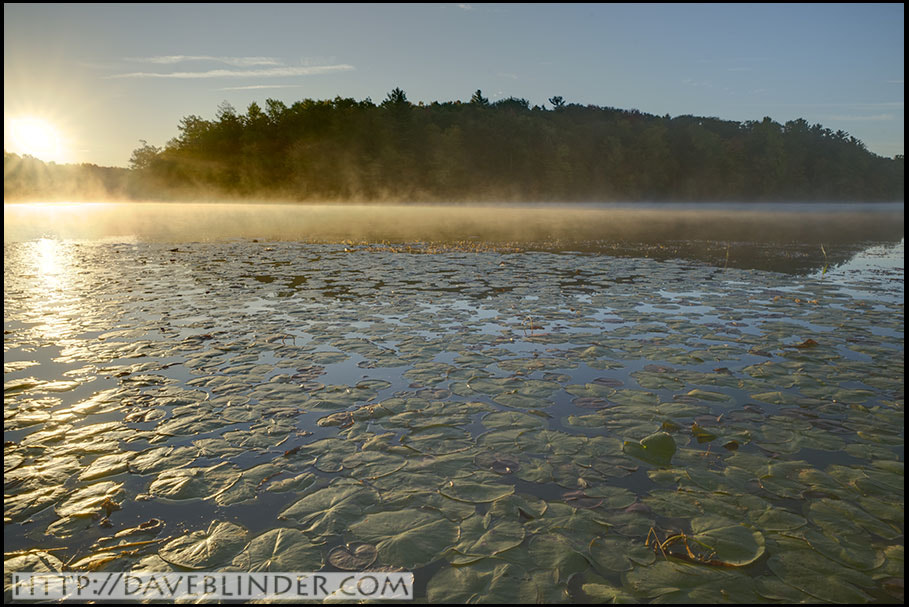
[5, 94, 904, 203]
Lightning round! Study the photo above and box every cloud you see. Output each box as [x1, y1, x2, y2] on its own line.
[108, 65, 355, 79]
[127, 55, 283, 67]
[739, 101, 903, 111]
[823, 113, 895, 122]
[497, 72, 519, 80]
[682, 78, 713, 88]
[218, 84, 306, 91]
[458, 4, 475, 10]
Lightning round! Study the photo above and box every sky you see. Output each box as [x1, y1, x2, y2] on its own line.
[3, 3, 904, 167]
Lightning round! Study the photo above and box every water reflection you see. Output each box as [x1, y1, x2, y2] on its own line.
[9, 238, 79, 342]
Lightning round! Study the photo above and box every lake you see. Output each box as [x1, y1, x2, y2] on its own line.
[3, 202, 904, 602]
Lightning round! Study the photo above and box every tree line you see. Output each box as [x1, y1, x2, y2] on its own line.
[6, 88, 903, 202]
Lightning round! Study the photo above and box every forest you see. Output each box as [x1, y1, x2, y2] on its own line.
[5, 88, 904, 202]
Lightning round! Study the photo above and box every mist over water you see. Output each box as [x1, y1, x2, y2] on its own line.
[3, 201, 904, 246]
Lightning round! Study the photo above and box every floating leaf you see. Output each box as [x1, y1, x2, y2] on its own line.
[626, 558, 762, 602]
[349, 508, 459, 569]
[54, 481, 124, 517]
[623, 431, 676, 467]
[526, 535, 589, 582]
[450, 515, 525, 565]
[148, 462, 240, 501]
[230, 527, 322, 572]
[278, 479, 381, 539]
[766, 539, 875, 603]
[439, 473, 515, 504]
[158, 520, 248, 570]
[79, 453, 134, 481]
[589, 536, 654, 572]
[427, 558, 566, 603]
[689, 515, 766, 566]
[328, 543, 377, 571]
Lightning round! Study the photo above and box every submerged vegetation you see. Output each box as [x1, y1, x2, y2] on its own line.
[4, 88, 904, 202]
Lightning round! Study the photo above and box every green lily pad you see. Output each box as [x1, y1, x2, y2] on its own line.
[128, 446, 197, 475]
[265, 472, 316, 493]
[278, 479, 381, 539]
[486, 493, 548, 522]
[439, 473, 515, 504]
[748, 506, 808, 532]
[427, 558, 567, 603]
[349, 508, 459, 569]
[625, 558, 762, 602]
[78, 452, 135, 481]
[54, 481, 124, 517]
[229, 527, 322, 572]
[148, 462, 240, 501]
[526, 534, 590, 582]
[212, 463, 280, 505]
[5, 486, 68, 522]
[689, 515, 766, 566]
[809, 498, 902, 540]
[327, 543, 378, 571]
[581, 580, 638, 603]
[766, 539, 875, 603]
[158, 520, 248, 570]
[589, 536, 655, 572]
[450, 514, 525, 565]
[623, 431, 676, 467]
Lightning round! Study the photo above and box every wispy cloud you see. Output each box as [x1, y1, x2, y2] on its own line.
[739, 101, 903, 110]
[107, 65, 355, 79]
[726, 67, 753, 72]
[497, 72, 518, 80]
[822, 113, 895, 122]
[697, 57, 768, 64]
[458, 4, 475, 10]
[682, 78, 713, 88]
[886, 79, 903, 84]
[127, 55, 283, 67]
[218, 84, 306, 91]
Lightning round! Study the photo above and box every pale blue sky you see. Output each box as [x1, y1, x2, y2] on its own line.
[4, 3, 904, 167]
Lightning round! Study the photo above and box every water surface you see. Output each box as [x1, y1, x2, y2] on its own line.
[3, 202, 904, 603]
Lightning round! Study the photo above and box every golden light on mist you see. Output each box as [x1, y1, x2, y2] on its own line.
[7, 116, 69, 163]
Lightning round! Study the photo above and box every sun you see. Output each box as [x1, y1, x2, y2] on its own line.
[7, 116, 68, 163]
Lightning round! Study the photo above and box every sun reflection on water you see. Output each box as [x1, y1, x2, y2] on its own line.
[26, 238, 79, 342]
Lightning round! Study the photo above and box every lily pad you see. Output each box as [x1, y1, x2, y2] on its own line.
[589, 536, 655, 572]
[158, 520, 248, 570]
[328, 543, 378, 571]
[439, 473, 515, 504]
[278, 479, 381, 539]
[450, 514, 526, 565]
[349, 508, 459, 569]
[229, 527, 322, 572]
[623, 431, 676, 467]
[689, 515, 766, 566]
[54, 481, 124, 517]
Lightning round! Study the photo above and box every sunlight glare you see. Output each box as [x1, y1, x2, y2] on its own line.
[8, 117, 67, 163]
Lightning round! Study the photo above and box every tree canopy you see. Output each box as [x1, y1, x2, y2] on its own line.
[6, 88, 903, 203]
